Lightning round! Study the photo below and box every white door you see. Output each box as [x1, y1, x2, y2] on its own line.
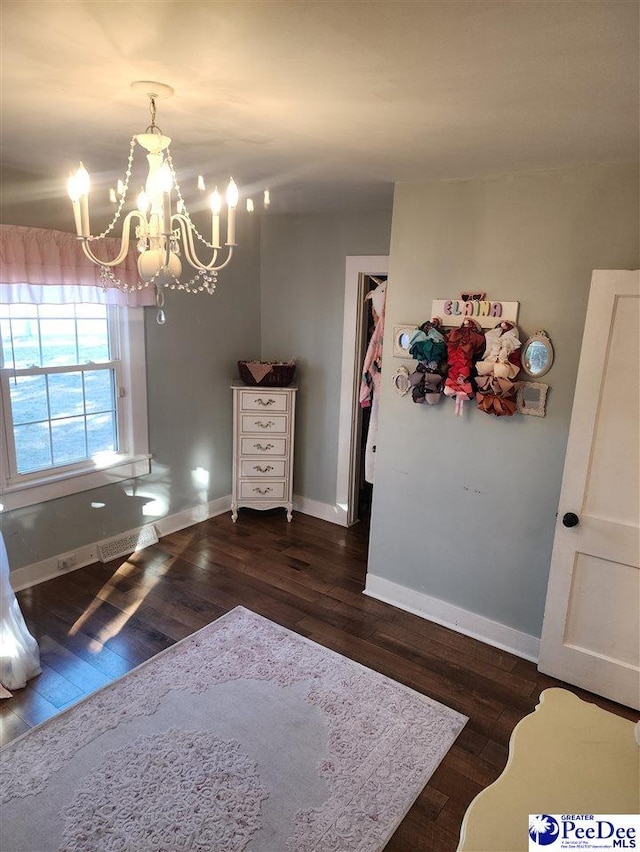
[538, 269, 639, 710]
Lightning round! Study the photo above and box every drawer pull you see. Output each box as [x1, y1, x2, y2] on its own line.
[254, 464, 274, 473]
[255, 420, 275, 429]
[253, 442, 274, 451]
[255, 398, 276, 406]
[253, 486, 272, 495]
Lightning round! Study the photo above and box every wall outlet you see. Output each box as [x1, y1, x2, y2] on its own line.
[57, 555, 78, 572]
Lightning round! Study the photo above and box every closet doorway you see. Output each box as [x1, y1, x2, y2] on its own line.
[336, 256, 389, 527]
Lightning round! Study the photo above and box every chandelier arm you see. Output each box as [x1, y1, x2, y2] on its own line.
[80, 211, 144, 267]
[173, 214, 221, 271]
[211, 245, 235, 272]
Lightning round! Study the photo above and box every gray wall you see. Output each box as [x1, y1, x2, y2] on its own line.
[368, 163, 639, 639]
[259, 211, 392, 505]
[2, 212, 261, 570]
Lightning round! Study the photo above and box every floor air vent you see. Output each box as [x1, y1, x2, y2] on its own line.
[97, 525, 159, 563]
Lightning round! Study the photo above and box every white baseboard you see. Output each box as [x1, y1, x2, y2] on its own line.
[9, 495, 232, 592]
[364, 573, 540, 662]
[293, 494, 348, 526]
[153, 494, 231, 538]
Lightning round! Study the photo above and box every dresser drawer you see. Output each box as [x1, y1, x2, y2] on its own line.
[240, 414, 288, 434]
[240, 459, 287, 478]
[239, 480, 286, 501]
[240, 390, 289, 413]
[240, 437, 287, 456]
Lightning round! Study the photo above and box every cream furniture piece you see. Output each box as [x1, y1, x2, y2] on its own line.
[457, 688, 640, 851]
[231, 383, 297, 523]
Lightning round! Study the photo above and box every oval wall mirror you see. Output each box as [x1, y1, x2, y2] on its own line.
[392, 365, 412, 396]
[521, 330, 554, 378]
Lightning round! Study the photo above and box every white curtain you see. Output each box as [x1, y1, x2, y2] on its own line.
[0, 531, 41, 692]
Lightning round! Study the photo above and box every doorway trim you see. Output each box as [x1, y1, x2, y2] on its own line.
[336, 255, 389, 526]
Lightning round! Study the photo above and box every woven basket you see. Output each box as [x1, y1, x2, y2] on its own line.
[238, 361, 296, 387]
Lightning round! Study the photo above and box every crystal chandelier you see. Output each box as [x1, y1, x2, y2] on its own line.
[67, 82, 245, 322]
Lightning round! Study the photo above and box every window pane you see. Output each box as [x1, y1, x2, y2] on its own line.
[76, 304, 107, 319]
[87, 412, 117, 456]
[5, 318, 41, 368]
[1, 318, 13, 367]
[40, 319, 77, 366]
[9, 374, 48, 425]
[77, 319, 110, 362]
[14, 422, 51, 473]
[9, 305, 37, 318]
[38, 304, 76, 319]
[48, 372, 84, 419]
[84, 369, 115, 413]
[51, 417, 86, 465]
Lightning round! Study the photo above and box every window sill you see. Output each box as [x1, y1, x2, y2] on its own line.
[1, 454, 152, 512]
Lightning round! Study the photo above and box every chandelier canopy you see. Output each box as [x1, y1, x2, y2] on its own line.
[67, 82, 254, 322]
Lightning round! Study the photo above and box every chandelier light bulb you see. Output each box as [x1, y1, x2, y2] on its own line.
[209, 188, 222, 214]
[158, 162, 173, 193]
[137, 188, 150, 215]
[246, 198, 254, 213]
[263, 189, 270, 207]
[226, 178, 239, 209]
[109, 188, 117, 203]
[197, 175, 206, 192]
[75, 163, 90, 196]
[67, 172, 81, 202]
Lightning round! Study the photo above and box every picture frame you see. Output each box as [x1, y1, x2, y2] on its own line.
[516, 381, 549, 417]
[392, 324, 417, 358]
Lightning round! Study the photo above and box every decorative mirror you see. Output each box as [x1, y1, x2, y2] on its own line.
[516, 382, 549, 417]
[521, 330, 554, 378]
[392, 324, 417, 358]
[392, 365, 412, 396]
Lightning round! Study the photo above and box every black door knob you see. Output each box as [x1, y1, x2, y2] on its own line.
[562, 512, 580, 528]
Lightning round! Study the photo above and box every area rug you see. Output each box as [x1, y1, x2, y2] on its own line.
[1, 606, 467, 851]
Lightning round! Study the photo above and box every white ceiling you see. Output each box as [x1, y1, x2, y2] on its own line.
[1, 0, 638, 215]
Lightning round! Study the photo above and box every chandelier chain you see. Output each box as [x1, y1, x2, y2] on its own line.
[86, 137, 137, 241]
[166, 151, 217, 251]
[99, 264, 217, 296]
[144, 95, 163, 135]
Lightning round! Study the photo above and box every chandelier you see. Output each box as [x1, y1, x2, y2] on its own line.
[67, 81, 254, 322]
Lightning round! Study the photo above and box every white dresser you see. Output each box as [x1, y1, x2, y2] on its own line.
[231, 383, 297, 523]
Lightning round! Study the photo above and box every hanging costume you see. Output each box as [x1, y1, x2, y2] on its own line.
[443, 318, 485, 416]
[359, 280, 386, 483]
[475, 322, 522, 416]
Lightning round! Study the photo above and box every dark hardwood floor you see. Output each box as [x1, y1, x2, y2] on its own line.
[3, 510, 636, 850]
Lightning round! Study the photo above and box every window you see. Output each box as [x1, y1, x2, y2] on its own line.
[0, 303, 150, 510]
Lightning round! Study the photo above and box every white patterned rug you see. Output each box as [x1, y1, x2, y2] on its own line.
[1, 606, 467, 851]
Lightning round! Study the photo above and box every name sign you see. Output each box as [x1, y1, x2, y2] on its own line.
[431, 298, 519, 329]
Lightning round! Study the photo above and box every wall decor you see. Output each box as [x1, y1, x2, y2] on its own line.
[516, 381, 549, 416]
[392, 324, 417, 358]
[521, 330, 554, 377]
[443, 318, 486, 416]
[392, 365, 412, 396]
[431, 297, 519, 329]
[407, 320, 447, 404]
[475, 321, 522, 417]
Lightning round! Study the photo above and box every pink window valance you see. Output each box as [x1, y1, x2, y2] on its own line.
[0, 224, 154, 306]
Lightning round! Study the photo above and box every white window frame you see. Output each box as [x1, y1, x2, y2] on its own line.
[0, 306, 150, 511]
